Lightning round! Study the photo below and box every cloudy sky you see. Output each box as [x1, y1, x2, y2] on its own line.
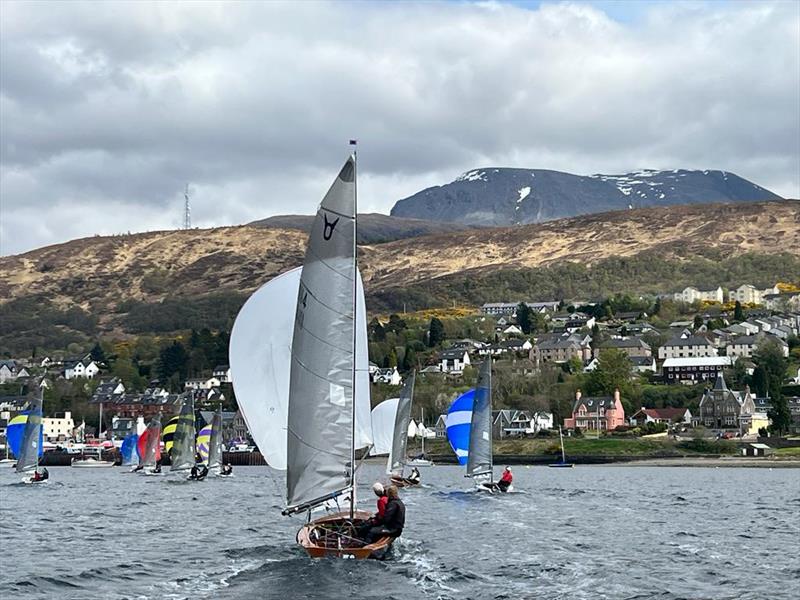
[1, 0, 798, 255]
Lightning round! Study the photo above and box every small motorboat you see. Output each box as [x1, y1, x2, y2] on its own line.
[296, 510, 394, 560]
[406, 457, 434, 467]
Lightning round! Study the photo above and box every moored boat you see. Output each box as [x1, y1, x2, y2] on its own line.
[548, 426, 574, 468]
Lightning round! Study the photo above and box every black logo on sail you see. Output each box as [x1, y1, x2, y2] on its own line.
[323, 213, 339, 241]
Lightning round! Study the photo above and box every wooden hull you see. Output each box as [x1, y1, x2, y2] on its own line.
[296, 511, 394, 560]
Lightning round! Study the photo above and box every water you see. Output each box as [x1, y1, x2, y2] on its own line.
[1, 464, 798, 600]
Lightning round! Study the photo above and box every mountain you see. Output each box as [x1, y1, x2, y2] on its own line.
[1, 201, 798, 353]
[249, 212, 475, 243]
[390, 168, 783, 225]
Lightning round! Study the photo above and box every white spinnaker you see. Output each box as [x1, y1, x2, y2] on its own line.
[229, 267, 371, 471]
[369, 398, 399, 456]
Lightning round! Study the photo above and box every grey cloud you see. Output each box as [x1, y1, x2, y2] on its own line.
[1, 0, 798, 255]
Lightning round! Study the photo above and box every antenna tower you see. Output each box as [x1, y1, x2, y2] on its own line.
[183, 184, 191, 229]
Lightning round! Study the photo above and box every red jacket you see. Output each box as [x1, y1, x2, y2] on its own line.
[376, 495, 388, 520]
[500, 470, 513, 484]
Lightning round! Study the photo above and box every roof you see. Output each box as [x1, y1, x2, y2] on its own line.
[712, 373, 728, 391]
[630, 356, 655, 366]
[662, 357, 732, 368]
[213, 364, 230, 371]
[440, 349, 469, 360]
[601, 337, 650, 350]
[536, 338, 582, 350]
[749, 443, 771, 449]
[573, 396, 617, 412]
[635, 407, 688, 420]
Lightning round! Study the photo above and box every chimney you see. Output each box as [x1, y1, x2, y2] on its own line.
[614, 388, 620, 404]
[745, 384, 750, 394]
[576, 389, 582, 402]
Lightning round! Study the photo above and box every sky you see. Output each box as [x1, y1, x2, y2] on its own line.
[1, 0, 798, 255]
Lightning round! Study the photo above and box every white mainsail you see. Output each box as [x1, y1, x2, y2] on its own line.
[285, 155, 361, 513]
[389, 372, 415, 477]
[369, 398, 399, 457]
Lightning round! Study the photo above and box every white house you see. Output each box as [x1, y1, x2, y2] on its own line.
[502, 324, 524, 336]
[0, 360, 29, 383]
[532, 411, 554, 432]
[673, 286, 724, 304]
[657, 336, 717, 360]
[439, 349, 471, 374]
[43, 411, 75, 442]
[372, 367, 402, 385]
[212, 365, 231, 382]
[64, 358, 100, 380]
[184, 377, 222, 390]
[728, 284, 764, 305]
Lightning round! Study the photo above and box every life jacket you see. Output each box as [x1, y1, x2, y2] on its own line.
[500, 470, 513, 484]
[376, 495, 388, 519]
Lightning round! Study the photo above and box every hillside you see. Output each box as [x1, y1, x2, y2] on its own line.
[1, 201, 798, 352]
[249, 212, 475, 243]
[390, 168, 782, 226]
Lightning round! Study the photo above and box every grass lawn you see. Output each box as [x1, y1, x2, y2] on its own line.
[774, 446, 800, 457]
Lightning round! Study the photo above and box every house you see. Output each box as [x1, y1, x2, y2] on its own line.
[551, 312, 596, 332]
[530, 337, 592, 365]
[502, 324, 523, 336]
[231, 410, 250, 443]
[630, 407, 692, 427]
[728, 284, 763, 305]
[630, 356, 657, 373]
[435, 414, 448, 438]
[615, 311, 648, 322]
[742, 443, 774, 457]
[531, 411, 554, 432]
[439, 349, 471, 374]
[111, 416, 142, 440]
[481, 302, 519, 316]
[43, 411, 75, 442]
[499, 339, 532, 353]
[372, 367, 402, 385]
[94, 378, 126, 399]
[449, 339, 487, 351]
[595, 337, 652, 358]
[0, 360, 30, 383]
[212, 365, 231, 382]
[563, 389, 626, 432]
[661, 356, 732, 384]
[693, 374, 768, 434]
[657, 336, 717, 360]
[184, 377, 222, 390]
[492, 410, 517, 439]
[64, 358, 100, 380]
[673, 286, 724, 304]
[726, 334, 789, 359]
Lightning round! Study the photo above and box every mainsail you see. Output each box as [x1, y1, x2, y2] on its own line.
[207, 409, 223, 470]
[170, 395, 197, 472]
[229, 267, 371, 470]
[286, 155, 359, 513]
[138, 416, 161, 468]
[369, 398, 399, 457]
[466, 360, 493, 479]
[8, 394, 43, 473]
[389, 372, 415, 477]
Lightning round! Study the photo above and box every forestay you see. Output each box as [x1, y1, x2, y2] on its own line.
[389, 372, 415, 477]
[467, 360, 493, 479]
[229, 267, 371, 471]
[286, 155, 360, 512]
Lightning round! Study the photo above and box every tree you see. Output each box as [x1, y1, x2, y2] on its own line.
[755, 339, 790, 434]
[516, 302, 533, 334]
[586, 349, 633, 397]
[90, 342, 106, 363]
[401, 346, 417, 372]
[386, 314, 407, 334]
[750, 365, 768, 397]
[652, 297, 662, 316]
[157, 340, 188, 382]
[734, 300, 744, 322]
[427, 317, 445, 347]
[369, 317, 386, 342]
[693, 315, 704, 330]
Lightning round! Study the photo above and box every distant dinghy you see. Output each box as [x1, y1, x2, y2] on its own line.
[8, 390, 47, 483]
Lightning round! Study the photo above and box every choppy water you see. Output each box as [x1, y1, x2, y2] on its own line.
[1, 464, 798, 600]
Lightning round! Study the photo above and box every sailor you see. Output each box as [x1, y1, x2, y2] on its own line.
[408, 467, 421, 484]
[153, 459, 162, 474]
[367, 485, 405, 543]
[498, 466, 513, 492]
[221, 463, 233, 476]
[358, 482, 388, 540]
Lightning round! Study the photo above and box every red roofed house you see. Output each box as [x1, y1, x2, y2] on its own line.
[629, 407, 692, 427]
[563, 389, 626, 432]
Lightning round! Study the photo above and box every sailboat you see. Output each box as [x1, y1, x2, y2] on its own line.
[7, 390, 46, 483]
[549, 426, 574, 468]
[166, 394, 200, 479]
[407, 407, 434, 467]
[197, 407, 225, 476]
[136, 415, 162, 474]
[388, 373, 420, 487]
[120, 428, 140, 468]
[231, 152, 390, 559]
[466, 360, 508, 493]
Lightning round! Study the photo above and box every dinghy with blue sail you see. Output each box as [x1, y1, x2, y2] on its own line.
[8, 390, 47, 483]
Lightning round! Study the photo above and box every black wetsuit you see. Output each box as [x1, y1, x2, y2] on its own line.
[367, 498, 405, 542]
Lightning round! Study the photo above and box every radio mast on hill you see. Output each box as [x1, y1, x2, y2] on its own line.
[183, 184, 191, 229]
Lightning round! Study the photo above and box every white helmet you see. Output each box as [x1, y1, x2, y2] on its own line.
[372, 482, 385, 496]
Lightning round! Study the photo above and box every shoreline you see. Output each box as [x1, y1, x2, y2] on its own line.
[414, 454, 800, 468]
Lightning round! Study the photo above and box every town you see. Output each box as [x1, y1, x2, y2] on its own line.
[1, 281, 798, 464]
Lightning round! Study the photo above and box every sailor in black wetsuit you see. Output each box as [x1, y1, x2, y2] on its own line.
[366, 485, 405, 543]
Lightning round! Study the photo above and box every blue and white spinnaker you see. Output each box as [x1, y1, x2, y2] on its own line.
[445, 389, 475, 465]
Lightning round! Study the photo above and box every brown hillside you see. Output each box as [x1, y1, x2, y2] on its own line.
[1, 201, 797, 316]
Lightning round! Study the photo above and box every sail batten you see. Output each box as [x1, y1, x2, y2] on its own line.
[467, 361, 493, 479]
[286, 154, 362, 510]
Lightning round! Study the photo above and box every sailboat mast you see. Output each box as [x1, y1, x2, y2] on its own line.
[559, 426, 566, 463]
[349, 143, 358, 519]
